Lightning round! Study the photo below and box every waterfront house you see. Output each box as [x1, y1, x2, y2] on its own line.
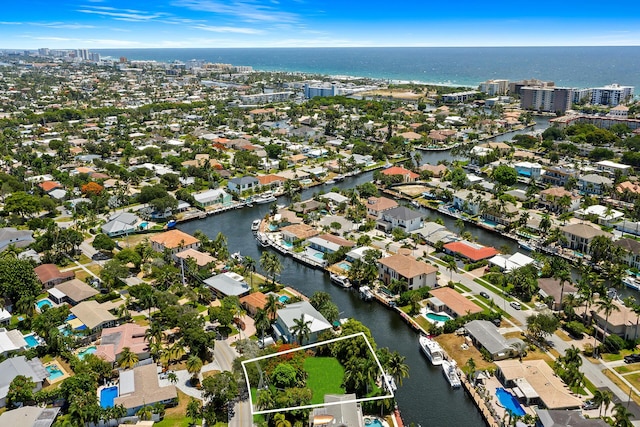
[281, 224, 319, 244]
[377, 206, 423, 233]
[419, 163, 448, 178]
[96, 323, 149, 365]
[538, 187, 581, 213]
[204, 272, 251, 298]
[70, 300, 117, 334]
[577, 298, 640, 340]
[414, 222, 458, 246]
[345, 246, 385, 263]
[34, 264, 75, 288]
[150, 229, 200, 256]
[291, 200, 324, 214]
[542, 166, 577, 187]
[464, 320, 524, 360]
[574, 204, 624, 226]
[596, 160, 631, 176]
[381, 166, 419, 183]
[192, 188, 232, 208]
[366, 196, 398, 218]
[101, 212, 140, 237]
[240, 292, 268, 317]
[114, 364, 177, 416]
[257, 174, 286, 190]
[613, 238, 640, 270]
[488, 252, 535, 272]
[175, 248, 216, 268]
[48, 279, 98, 306]
[452, 190, 490, 216]
[227, 176, 259, 194]
[319, 192, 350, 205]
[537, 278, 578, 311]
[377, 253, 438, 290]
[578, 174, 613, 195]
[561, 223, 612, 254]
[428, 287, 483, 318]
[0, 356, 48, 408]
[273, 301, 332, 344]
[308, 234, 355, 254]
[309, 394, 365, 427]
[494, 359, 582, 410]
[0, 227, 34, 252]
[443, 241, 499, 262]
[481, 200, 520, 228]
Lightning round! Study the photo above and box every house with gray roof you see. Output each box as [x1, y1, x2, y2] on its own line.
[614, 238, 640, 270]
[0, 406, 60, 427]
[227, 176, 259, 194]
[377, 206, 423, 233]
[0, 227, 34, 252]
[273, 301, 332, 345]
[561, 223, 612, 254]
[193, 188, 232, 208]
[0, 356, 48, 407]
[413, 222, 458, 246]
[203, 272, 251, 298]
[101, 212, 140, 237]
[465, 320, 524, 360]
[579, 173, 613, 195]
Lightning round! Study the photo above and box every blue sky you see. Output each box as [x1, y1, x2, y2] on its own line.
[2, 0, 640, 49]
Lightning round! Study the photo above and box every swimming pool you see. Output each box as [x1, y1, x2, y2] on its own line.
[313, 252, 325, 260]
[140, 221, 148, 229]
[36, 298, 54, 311]
[78, 346, 97, 360]
[481, 219, 498, 228]
[278, 295, 290, 304]
[426, 312, 452, 323]
[338, 261, 351, 271]
[496, 387, 526, 416]
[24, 334, 39, 348]
[100, 386, 119, 408]
[364, 417, 384, 427]
[46, 364, 64, 381]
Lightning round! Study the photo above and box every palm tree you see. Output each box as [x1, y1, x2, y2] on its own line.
[595, 297, 620, 354]
[167, 372, 178, 385]
[16, 294, 36, 318]
[613, 402, 635, 427]
[117, 347, 139, 369]
[167, 341, 186, 366]
[291, 314, 312, 345]
[260, 251, 282, 286]
[385, 351, 410, 387]
[186, 355, 203, 385]
[136, 405, 153, 421]
[242, 255, 256, 287]
[446, 258, 457, 284]
[254, 308, 271, 347]
[264, 293, 281, 322]
[186, 398, 202, 425]
[552, 258, 571, 312]
[274, 413, 292, 427]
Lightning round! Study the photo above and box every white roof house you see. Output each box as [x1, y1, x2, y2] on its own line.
[0, 329, 28, 357]
[488, 252, 535, 272]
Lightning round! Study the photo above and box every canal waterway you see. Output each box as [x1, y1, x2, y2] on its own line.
[177, 117, 552, 425]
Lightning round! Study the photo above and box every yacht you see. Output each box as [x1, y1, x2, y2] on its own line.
[251, 219, 261, 233]
[359, 285, 374, 301]
[330, 273, 352, 288]
[253, 191, 277, 204]
[334, 175, 345, 182]
[517, 240, 534, 251]
[255, 233, 270, 248]
[325, 179, 336, 185]
[419, 335, 445, 366]
[441, 360, 461, 388]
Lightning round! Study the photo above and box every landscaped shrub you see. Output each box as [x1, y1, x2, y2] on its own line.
[604, 334, 625, 354]
[564, 321, 587, 339]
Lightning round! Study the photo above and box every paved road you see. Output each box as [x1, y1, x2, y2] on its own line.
[214, 339, 253, 427]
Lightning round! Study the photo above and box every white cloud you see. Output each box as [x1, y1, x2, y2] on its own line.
[31, 22, 96, 29]
[192, 24, 263, 34]
[77, 6, 167, 22]
[173, 0, 299, 23]
[0, 21, 22, 25]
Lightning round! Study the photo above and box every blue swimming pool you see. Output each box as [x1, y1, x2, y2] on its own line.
[338, 261, 351, 271]
[100, 386, 119, 408]
[496, 387, 525, 416]
[46, 364, 64, 381]
[313, 252, 325, 260]
[364, 418, 384, 427]
[36, 298, 54, 310]
[278, 295, 290, 304]
[78, 346, 97, 360]
[24, 334, 39, 348]
[140, 221, 148, 229]
[426, 312, 452, 323]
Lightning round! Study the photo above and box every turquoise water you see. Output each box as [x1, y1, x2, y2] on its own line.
[140, 221, 148, 228]
[496, 387, 525, 416]
[36, 299, 54, 310]
[46, 365, 64, 380]
[78, 346, 97, 360]
[24, 335, 39, 348]
[426, 312, 451, 322]
[100, 386, 119, 408]
[365, 418, 384, 427]
[338, 261, 351, 271]
[279, 295, 290, 304]
[269, 224, 278, 231]
[313, 252, 325, 260]
[481, 219, 498, 228]
[282, 240, 293, 248]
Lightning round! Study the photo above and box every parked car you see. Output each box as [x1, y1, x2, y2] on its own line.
[583, 400, 600, 410]
[534, 302, 548, 311]
[510, 301, 522, 310]
[624, 354, 640, 364]
[491, 318, 502, 327]
[480, 291, 490, 299]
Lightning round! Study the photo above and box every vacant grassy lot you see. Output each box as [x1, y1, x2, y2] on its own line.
[304, 357, 346, 404]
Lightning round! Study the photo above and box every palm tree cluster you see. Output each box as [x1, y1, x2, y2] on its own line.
[555, 345, 584, 391]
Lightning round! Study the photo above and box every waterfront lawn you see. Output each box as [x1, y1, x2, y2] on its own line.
[434, 334, 495, 371]
[304, 357, 345, 404]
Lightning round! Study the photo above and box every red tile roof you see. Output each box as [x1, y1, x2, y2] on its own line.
[443, 241, 499, 262]
[381, 166, 419, 179]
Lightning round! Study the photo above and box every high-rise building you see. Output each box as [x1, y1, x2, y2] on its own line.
[479, 79, 509, 96]
[509, 79, 554, 96]
[590, 84, 634, 106]
[520, 87, 573, 113]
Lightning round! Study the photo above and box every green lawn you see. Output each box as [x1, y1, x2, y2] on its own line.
[304, 357, 345, 404]
[456, 283, 471, 292]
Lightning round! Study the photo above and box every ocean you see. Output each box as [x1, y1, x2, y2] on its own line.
[94, 46, 640, 91]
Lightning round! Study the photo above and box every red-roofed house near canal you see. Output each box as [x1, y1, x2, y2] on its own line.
[443, 241, 499, 262]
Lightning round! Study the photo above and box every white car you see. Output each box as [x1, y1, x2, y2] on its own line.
[510, 301, 522, 310]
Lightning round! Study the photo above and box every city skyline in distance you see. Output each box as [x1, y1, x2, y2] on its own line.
[2, 0, 640, 49]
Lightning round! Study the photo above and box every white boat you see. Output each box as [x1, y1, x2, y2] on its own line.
[359, 285, 374, 301]
[623, 276, 640, 292]
[254, 191, 277, 204]
[251, 219, 261, 233]
[419, 335, 445, 366]
[381, 373, 397, 392]
[517, 240, 534, 251]
[330, 273, 352, 288]
[442, 360, 461, 388]
[255, 233, 270, 248]
[231, 252, 243, 262]
[334, 175, 345, 182]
